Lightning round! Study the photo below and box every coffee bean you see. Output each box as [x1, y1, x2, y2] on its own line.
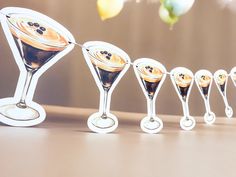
[27, 22, 33, 26]
[40, 26, 46, 31]
[33, 23, 40, 27]
[36, 29, 43, 35]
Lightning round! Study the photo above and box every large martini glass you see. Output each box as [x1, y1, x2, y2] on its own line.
[170, 67, 195, 131]
[0, 7, 75, 126]
[82, 41, 130, 133]
[133, 58, 166, 134]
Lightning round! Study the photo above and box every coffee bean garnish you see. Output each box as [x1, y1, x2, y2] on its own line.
[100, 51, 104, 54]
[36, 29, 43, 35]
[179, 73, 185, 79]
[108, 53, 112, 56]
[104, 51, 108, 54]
[106, 56, 111, 60]
[201, 75, 206, 80]
[27, 22, 34, 26]
[33, 23, 40, 27]
[40, 26, 46, 31]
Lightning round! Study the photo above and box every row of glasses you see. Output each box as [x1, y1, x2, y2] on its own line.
[82, 46, 236, 133]
[0, 7, 235, 134]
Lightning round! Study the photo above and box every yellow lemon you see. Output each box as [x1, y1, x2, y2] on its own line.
[97, 0, 124, 20]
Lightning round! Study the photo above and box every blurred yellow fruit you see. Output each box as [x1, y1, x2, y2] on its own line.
[97, 0, 124, 20]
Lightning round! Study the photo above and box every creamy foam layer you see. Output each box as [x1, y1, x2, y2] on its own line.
[7, 14, 68, 51]
[174, 73, 192, 87]
[216, 74, 227, 85]
[89, 49, 126, 72]
[136, 63, 163, 83]
[198, 75, 211, 87]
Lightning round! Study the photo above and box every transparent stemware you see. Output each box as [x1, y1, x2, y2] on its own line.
[170, 67, 195, 131]
[195, 70, 215, 124]
[214, 69, 233, 118]
[82, 41, 130, 133]
[133, 58, 166, 134]
[0, 7, 75, 126]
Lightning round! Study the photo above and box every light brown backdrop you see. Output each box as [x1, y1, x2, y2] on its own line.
[0, 0, 236, 116]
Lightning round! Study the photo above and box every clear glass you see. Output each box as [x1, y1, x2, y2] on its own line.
[0, 7, 75, 126]
[214, 69, 233, 118]
[195, 70, 215, 124]
[133, 58, 166, 134]
[82, 41, 130, 133]
[170, 67, 195, 130]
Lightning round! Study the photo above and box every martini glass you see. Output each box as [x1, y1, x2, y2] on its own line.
[195, 70, 215, 124]
[170, 67, 195, 131]
[214, 69, 233, 118]
[0, 7, 75, 126]
[133, 58, 166, 134]
[82, 41, 130, 133]
[230, 67, 236, 87]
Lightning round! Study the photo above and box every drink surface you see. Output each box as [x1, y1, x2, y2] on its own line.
[174, 72, 192, 97]
[88, 49, 126, 88]
[197, 75, 211, 95]
[216, 73, 227, 92]
[7, 14, 68, 51]
[6, 14, 69, 69]
[136, 63, 163, 97]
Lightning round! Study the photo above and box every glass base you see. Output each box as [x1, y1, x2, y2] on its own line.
[87, 112, 118, 133]
[140, 116, 163, 134]
[0, 104, 40, 121]
[180, 116, 196, 131]
[225, 106, 233, 118]
[0, 98, 46, 127]
[204, 112, 216, 125]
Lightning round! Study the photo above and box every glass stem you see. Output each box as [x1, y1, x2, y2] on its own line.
[17, 70, 34, 108]
[147, 97, 155, 121]
[222, 95, 229, 108]
[204, 98, 211, 113]
[100, 88, 110, 119]
[182, 100, 190, 118]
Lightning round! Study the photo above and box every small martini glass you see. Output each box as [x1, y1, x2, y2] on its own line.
[133, 58, 166, 134]
[0, 7, 75, 126]
[214, 69, 233, 118]
[82, 41, 130, 133]
[195, 70, 215, 124]
[170, 67, 195, 131]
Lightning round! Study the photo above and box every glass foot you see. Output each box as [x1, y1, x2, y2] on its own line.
[0, 104, 40, 121]
[180, 116, 196, 131]
[204, 112, 216, 125]
[140, 116, 163, 134]
[225, 106, 233, 118]
[0, 98, 46, 127]
[87, 112, 118, 134]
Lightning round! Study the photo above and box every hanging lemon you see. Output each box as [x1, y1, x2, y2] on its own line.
[97, 0, 124, 21]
